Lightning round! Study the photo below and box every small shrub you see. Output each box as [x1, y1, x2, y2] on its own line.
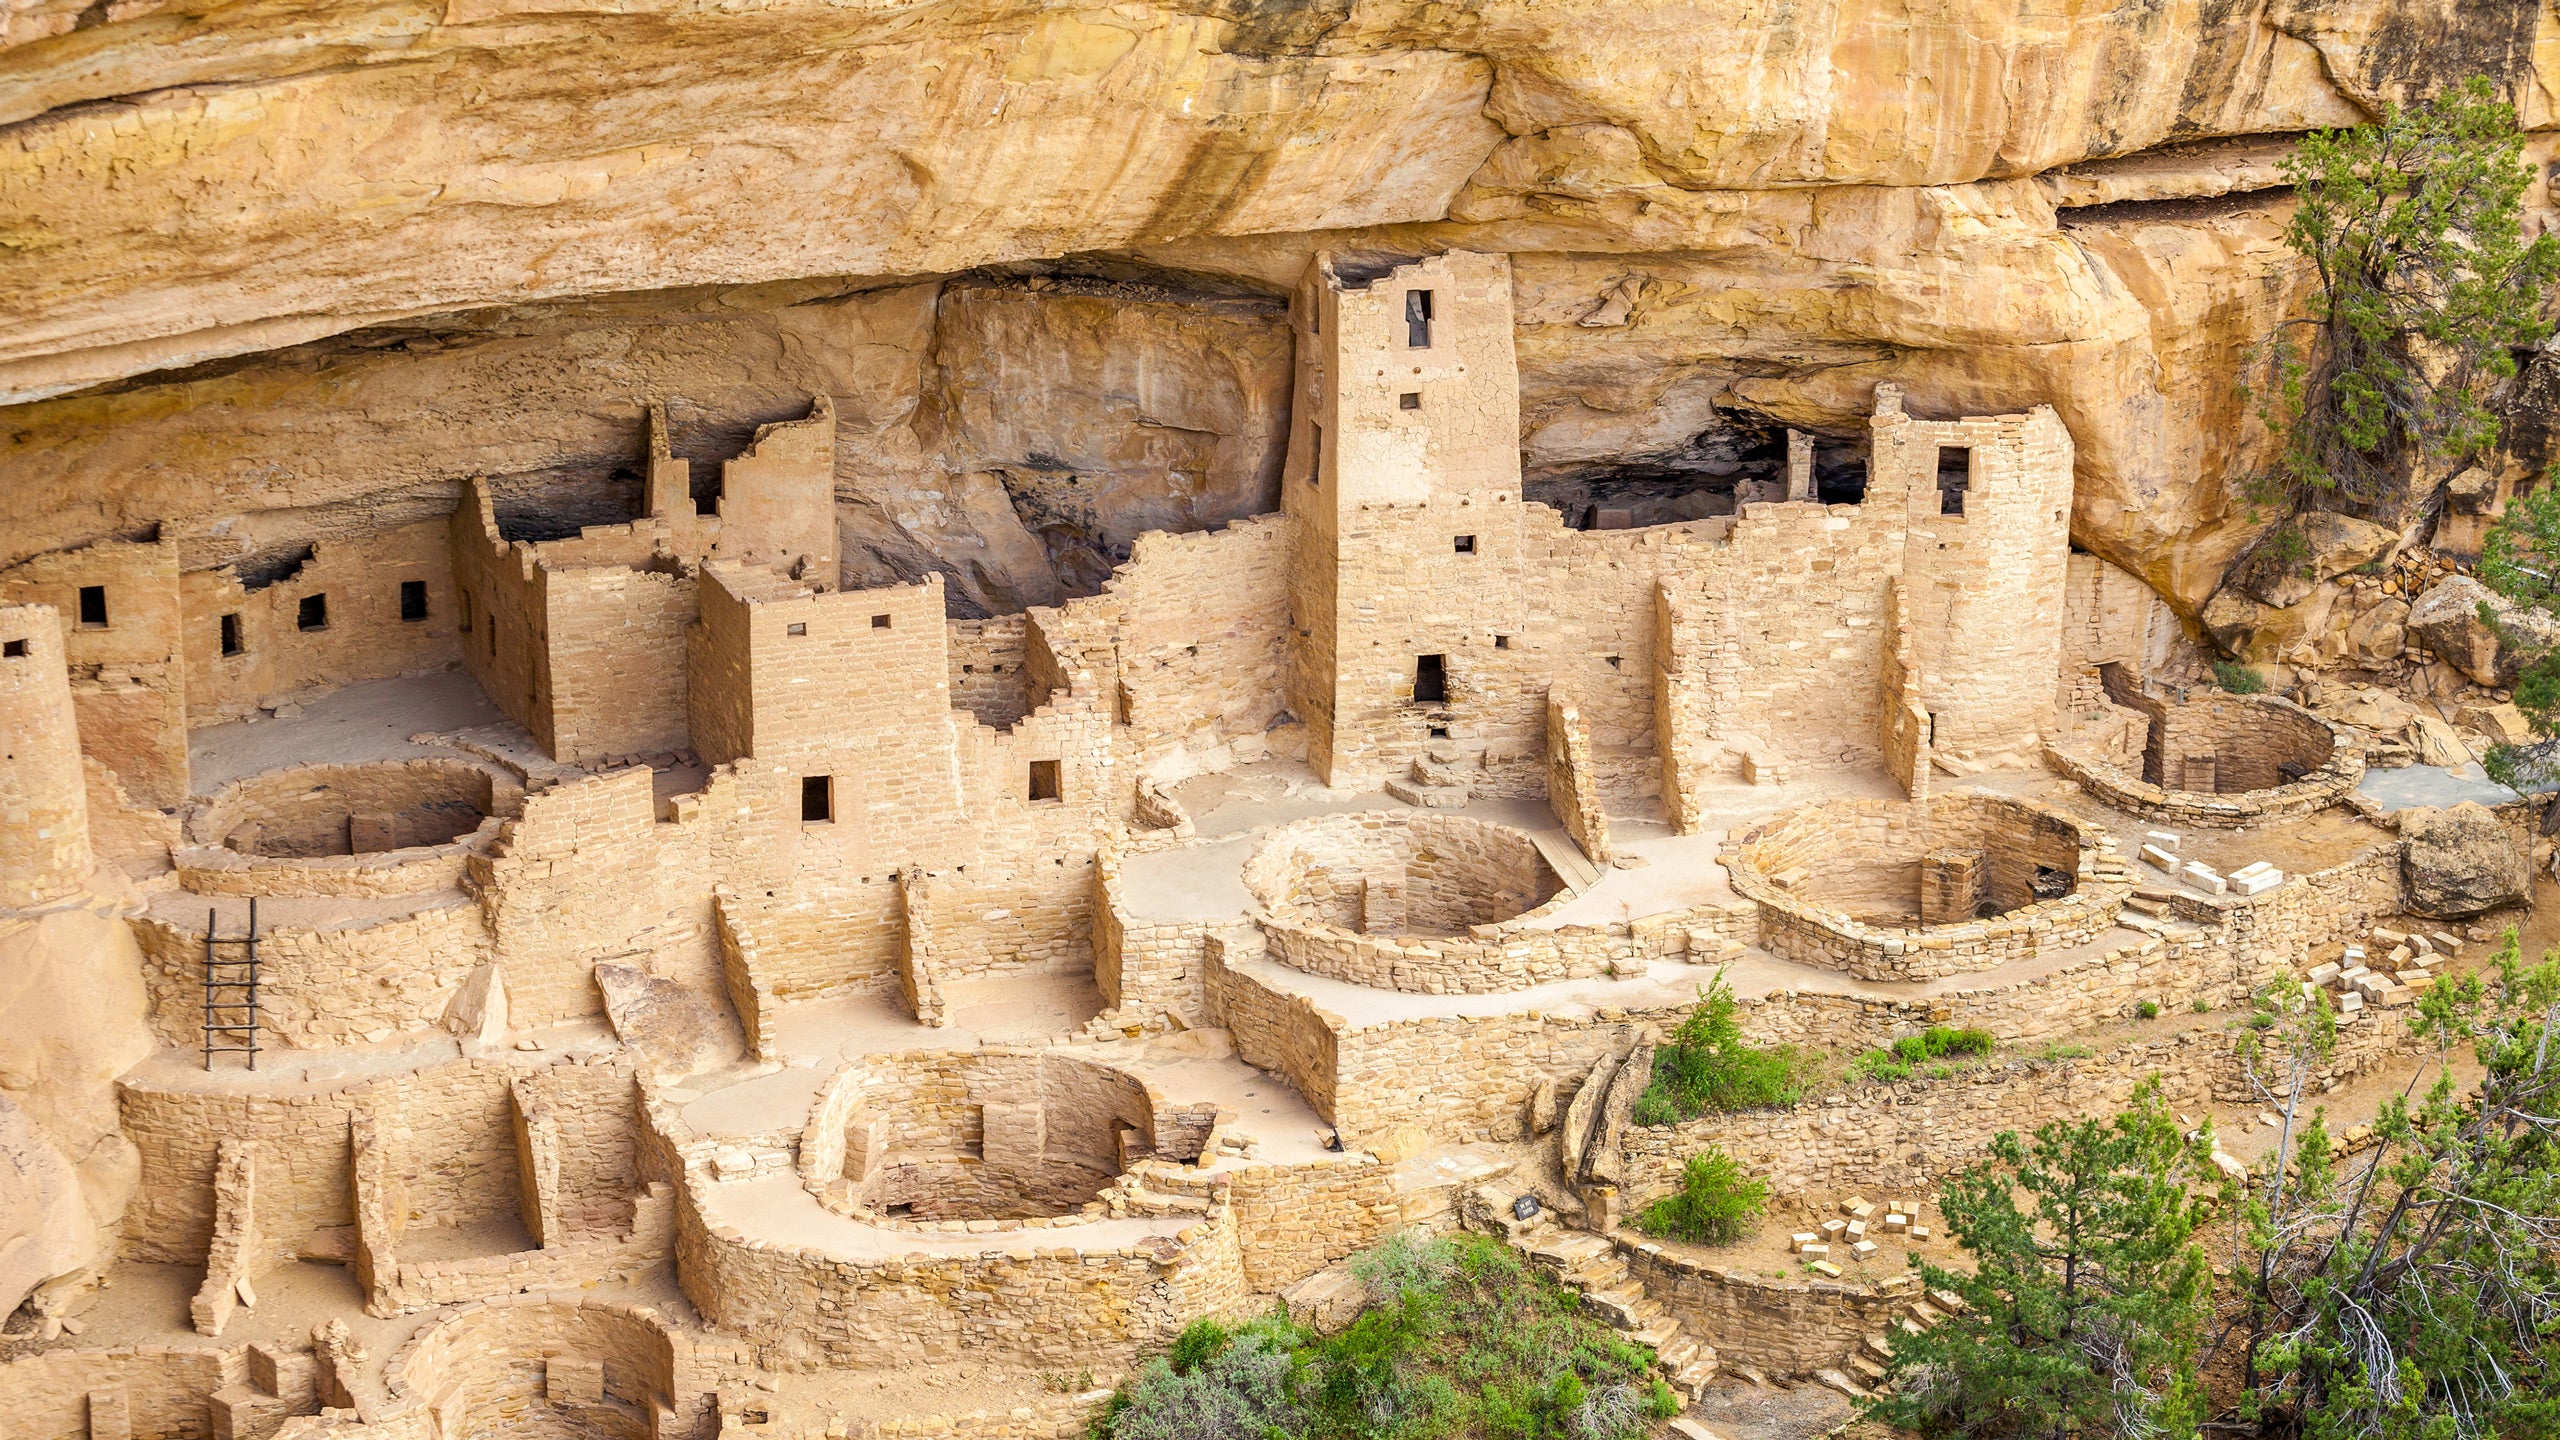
[1849, 1025, 1996, 1082]
[1634, 1147, 1768, 1246]
[1636, 968, 1809, 1121]
[2137, 1000, 2162, 1020]
[2193, 998, 2211, 1013]
[1101, 1232, 1664, 1440]
[2211, 659, 2268, 694]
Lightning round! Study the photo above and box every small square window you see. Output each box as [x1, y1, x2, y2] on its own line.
[297, 594, 329, 631]
[1399, 392, 1421, 410]
[871, 614, 892, 630]
[802, 775, 833, 823]
[1494, 634, 1512, 649]
[786, 622, 807, 637]
[399, 580, 428, 622]
[219, 614, 243, 657]
[2, 639, 25, 658]
[76, 585, 106, 628]
[1028, 759, 1062, 803]
[1429, 725, 1449, 739]
[1453, 535, 1475, 554]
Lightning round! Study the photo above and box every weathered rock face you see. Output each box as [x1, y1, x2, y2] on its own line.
[0, 903, 152, 1317]
[2229, 511, 2401, 608]
[2401, 802, 2530, 918]
[1, 0, 2555, 616]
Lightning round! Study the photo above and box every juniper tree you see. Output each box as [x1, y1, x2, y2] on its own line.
[2213, 938, 2560, 1440]
[2243, 77, 2558, 517]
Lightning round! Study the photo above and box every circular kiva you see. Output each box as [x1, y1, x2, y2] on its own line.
[799, 1049, 1181, 1231]
[1236, 811, 1639, 995]
[177, 756, 525, 897]
[189, 756, 521, 857]
[2045, 693, 2362, 828]
[1241, 810, 1567, 936]
[386, 1298, 678, 1440]
[1723, 792, 2132, 982]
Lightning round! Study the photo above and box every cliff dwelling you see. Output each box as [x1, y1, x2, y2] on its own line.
[6, 16, 2560, 1440]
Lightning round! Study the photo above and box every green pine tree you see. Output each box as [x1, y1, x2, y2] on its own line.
[1871, 1077, 2218, 1440]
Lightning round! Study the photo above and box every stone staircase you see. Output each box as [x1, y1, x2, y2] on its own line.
[1840, 1285, 1965, 1392]
[1385, 745, 1471, 809]
[1501, 1220, 1718, 1402]
[1096, 1159, 1224, 1219]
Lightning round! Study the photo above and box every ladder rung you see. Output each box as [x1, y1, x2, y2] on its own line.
[202, 1023, 260, 1033]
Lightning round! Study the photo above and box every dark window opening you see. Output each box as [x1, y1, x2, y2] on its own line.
[884, 1202, 914, 1218]
[787, 622, 807, 637]
[871, 614, 892, 630]
[297, 594, 328, 632]
[219, 614, 243, 657]
[1028, 759, 1062, 803]
[1399, 392, 1421, 410]
[1405, 289, 1434, 348]
[802, 775, 834, 823]
[399, 580, 428, 622]
[2031, 865, 2071, 901]
[1413, 653, 1447, 704]
[1494, 634, 1512, 649]
[460, 592, 473, 632]
[76, 585, 106, 628]
[1815, 453, 1870, 505]
[1309, 423, 1323, 485]
[1937, 447, 1972, 516]
[1429, 725, 1450, 739]
[487, 624, 497, 655]
[2, 639, 24, 658]
[1453, 534, 1476, 554]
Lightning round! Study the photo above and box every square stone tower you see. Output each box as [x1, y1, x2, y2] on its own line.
[1875, 384, 2077, 768]
[1283, 250, 1525, 787]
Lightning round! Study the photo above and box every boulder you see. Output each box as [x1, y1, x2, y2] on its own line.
[2401, 802, 2529, 918]
[439, 962, 509, 1047]
[2341, 597, 2410, 666]
[2447, 467, 2499, 516]
[2405, 577, 2560, 686]
[1581, 1042, 1653, 1187]
[1557, 1043, 1629, 1176]
[594, 964, 738, 1081]
[2410, 712, 2474, 769]
[2316, 685, 2418, 738]
[2230, 511, 2399, 608]
[2458, 701, 2533, 748]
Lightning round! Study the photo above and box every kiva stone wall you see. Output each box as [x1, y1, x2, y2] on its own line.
[0, 1344, 244, 1440]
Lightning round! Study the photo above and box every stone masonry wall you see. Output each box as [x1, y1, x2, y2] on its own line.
[0, 1344, 244, 1440]
[0, 536, 191, 807]
[133, 892, 494, 1051]
[180, 520, 462, 730]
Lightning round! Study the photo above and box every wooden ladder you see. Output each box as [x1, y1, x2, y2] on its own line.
[203, 898, 262, 1071]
